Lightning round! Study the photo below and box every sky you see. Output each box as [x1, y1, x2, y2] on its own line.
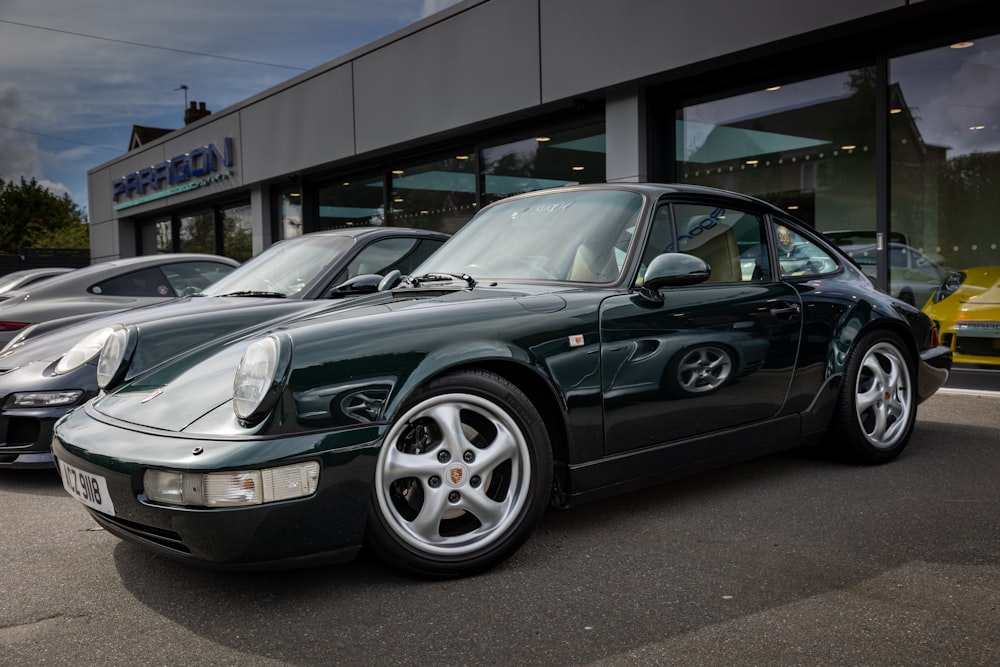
[0, 0, 462, 216]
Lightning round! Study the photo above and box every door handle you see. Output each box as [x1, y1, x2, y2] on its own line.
[770, 302, 801, 318]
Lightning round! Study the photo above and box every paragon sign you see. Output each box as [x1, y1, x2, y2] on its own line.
[112, 138, 234, 210]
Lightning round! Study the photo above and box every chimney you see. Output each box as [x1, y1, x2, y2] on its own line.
[184, 101, 211, 125]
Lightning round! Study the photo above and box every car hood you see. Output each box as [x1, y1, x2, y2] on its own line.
[91, 283, 585, 433]
[0, 295, 340, 370]
[955, 265, 1000, 306]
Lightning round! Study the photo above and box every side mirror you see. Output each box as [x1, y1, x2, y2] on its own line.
[642, 253, 711, 291]
[326, 273, 383, 299]
[378, 269, 402, 291]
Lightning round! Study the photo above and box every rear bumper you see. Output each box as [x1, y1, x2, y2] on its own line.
[917, 345, 952, 404]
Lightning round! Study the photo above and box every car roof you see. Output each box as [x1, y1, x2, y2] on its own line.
[495, 182, 795, 217]
[276, 226, 449, 242]
[7, 253, 238, 297]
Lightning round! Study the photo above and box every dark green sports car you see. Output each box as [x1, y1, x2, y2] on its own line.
[52, 183, 952, 578]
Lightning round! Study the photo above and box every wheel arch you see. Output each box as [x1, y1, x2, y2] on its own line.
[391, 358, 571, 497]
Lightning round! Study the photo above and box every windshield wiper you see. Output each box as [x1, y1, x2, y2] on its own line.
[216, 291, 288, 298]
[409, 273, 477, 288]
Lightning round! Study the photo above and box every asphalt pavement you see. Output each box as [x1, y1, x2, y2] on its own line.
[1, 389, 998, 666]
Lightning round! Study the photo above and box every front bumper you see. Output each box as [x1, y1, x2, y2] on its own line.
[0, 405, 76, 469]
[916, 344, 952, 404]
[52, 404, 385, 570]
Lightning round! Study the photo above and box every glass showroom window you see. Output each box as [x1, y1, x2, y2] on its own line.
[155, 218, 172, 252]
[317, 176, 385, 230]
[675, 70, 877, 240]
[178, 211, 216, 255]
[890, 36, 1000, 279]
[480, 123, 606, 206]
[276, 187, 303, 239]
[222, 203, 253, 262]
[389, 153, 477, 235]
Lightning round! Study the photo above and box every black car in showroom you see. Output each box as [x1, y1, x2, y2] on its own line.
[52, 184, 951, 578]
[0, 226, 446, 468]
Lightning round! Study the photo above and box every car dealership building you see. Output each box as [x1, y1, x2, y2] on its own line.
[88, 0, 998, 370]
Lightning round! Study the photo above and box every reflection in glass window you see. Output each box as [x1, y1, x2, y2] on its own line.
[344, 237, 446, 280]
[155, 219, 172, 253]
[318, 176, 385, 230]
[675, 69, 877, 237]
[672, 204, 770, 282]
[222, 204, 253, 262]
[772, 221, 839, 277]
[390, 155, 477, 235]
[278, 189, 303, 239]
[203, 235, 355, 298]
[481, 123, 606, 206]
[417, 189, 642, 283]
[891, 35, 1000, 275]
[179, 211, 215, 254]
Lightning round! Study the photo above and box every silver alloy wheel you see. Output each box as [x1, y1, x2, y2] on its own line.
[675, 345, 733, 393]
[853, 341, 913, 449]
[374, 392, 532, 556]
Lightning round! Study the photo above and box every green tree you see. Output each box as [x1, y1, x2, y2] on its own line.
[0, 177, 90, 253]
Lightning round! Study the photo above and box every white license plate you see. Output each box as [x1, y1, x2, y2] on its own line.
[58, 459, 116, 516]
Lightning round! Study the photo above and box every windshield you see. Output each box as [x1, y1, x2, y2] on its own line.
[202, 235, 354, 298]
[415, 189, 644, 283]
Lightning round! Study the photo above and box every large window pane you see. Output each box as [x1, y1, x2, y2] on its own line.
[155, 218, 172, 253]
[318, 176, 385, 230]
[179, 211, 215, 254]
[278, 189, 303, 239]
[675, 69, 877, 238]
[222, 204, 253, 262]
[390, 154, 477, 235]
[481, 123, 606, 206]
[891, 36, 1000, 276]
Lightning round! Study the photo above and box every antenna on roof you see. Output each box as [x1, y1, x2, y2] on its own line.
[174, 85, 189, 109]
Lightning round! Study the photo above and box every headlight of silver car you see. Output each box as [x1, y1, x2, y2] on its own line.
[232, 334, 291, 425]
[96, 326, 136, 390]
[54, 327, 118, 375]
[0, 323, 39, 357]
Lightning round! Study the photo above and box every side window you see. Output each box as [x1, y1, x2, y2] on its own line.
[774, 221, 840, 276]
[161, 261, 236, 295]
[345, 237, 446, 279]
[675, 204, 770, 282]
[89, 267, 174, 297]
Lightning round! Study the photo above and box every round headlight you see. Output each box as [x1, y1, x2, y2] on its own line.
[932, 270, 966, 304]
[96, 327, 134, 389]
[233, 335, 288, 425]
[54, 327, 117, 375]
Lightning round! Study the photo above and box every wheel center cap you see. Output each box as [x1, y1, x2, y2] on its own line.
[446, 463, 469, 487]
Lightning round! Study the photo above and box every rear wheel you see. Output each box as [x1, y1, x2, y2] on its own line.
[365, 370, 552, 578]
[828, 329, 916, 463]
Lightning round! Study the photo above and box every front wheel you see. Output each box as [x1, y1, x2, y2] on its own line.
[827, 329, 916, 464]
[365, 370, 553, 578]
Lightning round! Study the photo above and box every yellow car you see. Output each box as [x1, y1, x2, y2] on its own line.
[923, 265, 1000, 366]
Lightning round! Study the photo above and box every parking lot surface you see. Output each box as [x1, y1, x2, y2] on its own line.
[2, 390, 998, 666]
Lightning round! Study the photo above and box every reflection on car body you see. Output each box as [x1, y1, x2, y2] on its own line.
[52, 184, 951, 579]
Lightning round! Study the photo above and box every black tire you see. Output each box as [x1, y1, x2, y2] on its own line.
[827, 329, 917, 464]
[364, 369, 553, 578]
